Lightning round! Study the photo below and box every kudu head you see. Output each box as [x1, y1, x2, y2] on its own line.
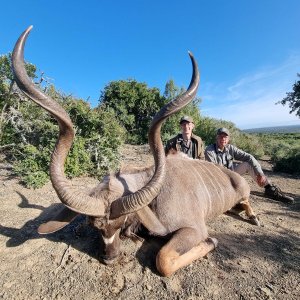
[12, 25, 200, 263]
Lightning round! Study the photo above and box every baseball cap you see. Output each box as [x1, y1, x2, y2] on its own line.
[179, 116, 194, 124]
[217, 127, 230, 136]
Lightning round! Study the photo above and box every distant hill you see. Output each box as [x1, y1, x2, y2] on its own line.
[243, 124, 300, 133]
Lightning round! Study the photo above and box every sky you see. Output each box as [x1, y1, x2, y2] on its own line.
[1, 0, 300, 129]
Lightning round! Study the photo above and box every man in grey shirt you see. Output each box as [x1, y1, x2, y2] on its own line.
[205, 127, 294, 203]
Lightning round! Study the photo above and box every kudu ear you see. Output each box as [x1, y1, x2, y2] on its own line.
[38, 206, 79, 234]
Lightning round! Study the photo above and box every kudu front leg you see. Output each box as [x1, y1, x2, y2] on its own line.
[156, 227, 217, 277]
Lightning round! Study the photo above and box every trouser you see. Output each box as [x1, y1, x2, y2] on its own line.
[233, 162, 270, 187]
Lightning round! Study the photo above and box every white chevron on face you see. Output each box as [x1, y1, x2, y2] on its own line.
[102, 233, 116, 245]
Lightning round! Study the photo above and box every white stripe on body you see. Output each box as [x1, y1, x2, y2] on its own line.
[203, 162, 236, 212]
[201, 163, 227, 207]
[198, 163, 225, 215]
[189, 162, 214, 216]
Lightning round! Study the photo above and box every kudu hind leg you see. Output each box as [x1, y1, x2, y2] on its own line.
[156, 227, 217, 277]
[239, 199, 260, 226]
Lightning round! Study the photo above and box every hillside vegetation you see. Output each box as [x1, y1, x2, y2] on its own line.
[244, 124, 300, 134]
[1, 53, 299, 188]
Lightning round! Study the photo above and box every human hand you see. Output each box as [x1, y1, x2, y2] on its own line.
[256, 174, 267, 187]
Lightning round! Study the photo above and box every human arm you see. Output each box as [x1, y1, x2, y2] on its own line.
[204, 144, 218, 163]
[229, 145, 264, 176]
[256, 174, 268, 187]
[198, 144, 205, 160]
[196, 139, 205, 160]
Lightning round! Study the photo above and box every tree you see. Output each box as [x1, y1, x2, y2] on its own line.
[196, 117, 237, 147]
[1, 53, 125, 188]
[99, 79, 164, 144]
[161, 79, 202, 143]
[278, 74, 300, 118]
[0, 53, 38, 147]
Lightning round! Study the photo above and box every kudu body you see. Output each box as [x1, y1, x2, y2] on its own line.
[12, 26, 259, 277]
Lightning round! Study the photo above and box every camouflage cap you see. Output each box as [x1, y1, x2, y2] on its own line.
[217, 127, 230, 136]
[180, 116, 194, 124]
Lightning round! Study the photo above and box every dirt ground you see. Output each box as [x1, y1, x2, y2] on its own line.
[0, 144, 299, 300]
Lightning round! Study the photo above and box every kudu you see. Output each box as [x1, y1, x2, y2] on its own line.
[12, 26, 259, 277]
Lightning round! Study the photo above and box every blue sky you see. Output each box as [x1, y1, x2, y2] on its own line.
[1, 0, 300, 129]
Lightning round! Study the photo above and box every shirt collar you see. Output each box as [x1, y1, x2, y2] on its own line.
[216, 144, 228, 153]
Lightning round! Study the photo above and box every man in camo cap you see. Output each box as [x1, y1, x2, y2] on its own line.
[165, 116, 204, 160]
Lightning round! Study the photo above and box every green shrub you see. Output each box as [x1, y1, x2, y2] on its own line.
[99, 79, 163, 144]
[197, 117, 238, 145]
[85, 134, 122, 179]
[13, 144, 51, 188]
[235, 133, 264, 158]
[253, 133, 300, 174]
[274, 153, 300, 174]
[65, 136, 93, 178]
[5, 90, 125, 188]
[23, 171, 49, 189]
[272, 145, 300, 174]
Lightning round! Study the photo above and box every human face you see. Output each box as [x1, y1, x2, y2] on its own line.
[216, 133, 229, 150]
[180, 121, 194, 138]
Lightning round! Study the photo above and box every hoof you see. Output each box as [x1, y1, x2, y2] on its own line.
[207, 237, 218, 248]
[249, 215, 260, 226]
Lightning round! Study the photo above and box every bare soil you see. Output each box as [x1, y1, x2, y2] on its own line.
[0, 145, 299, 300]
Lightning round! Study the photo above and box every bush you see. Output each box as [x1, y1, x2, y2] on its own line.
[274, 154, 300, 174]
[195, 117, 257, 153]
[13, 144, 51, 188]
[4, 87, 125, 188]
[254, 133, 300, 174]
[65, 136, 93, 178]
[22, 171, 49, 189]
[235, 133, 264, 158]
[99, 79, 163, 144]
[272, 145, 300, 174]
